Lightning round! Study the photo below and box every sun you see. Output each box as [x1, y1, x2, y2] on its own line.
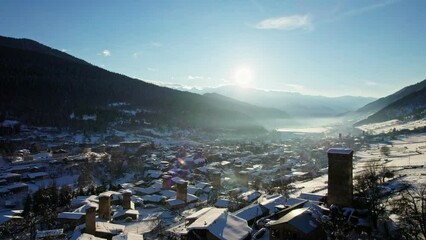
[234, 66, 254, 88]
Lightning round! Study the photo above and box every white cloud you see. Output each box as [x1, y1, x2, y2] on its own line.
[147, 67, 158, 72]
[255, 14, 312, 30]
[102, 49, 111, 57]
[61, 49, 67, 52]
[188, 75, 205, 80]
[342, 0, 399, 17]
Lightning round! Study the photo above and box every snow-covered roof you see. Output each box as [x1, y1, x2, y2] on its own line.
[171, 177, 186, 184]
[235, 204, 267, 221]
[1, 120, 20, 127]
[6, 182, 28, 190]
[187, 193, 199, 203]
[144, 170, 162, 179]
[187, 186, 202, 195]
[327, 148, 353, 155]
[74, 233, 105, 240]
[187, 208, 226, 229]
[166, 198, 185, 206]
[159, 190, 176, 198]
[259, 195, 287, 213]
[186, 207, 214, 220]
[71, 195, 98, 208]
[73, 203, 98, 213]
[298, 193, 325, 202]
[36, 229, 63, 238]
[214, 199, 238, 208]
[112, 232, 143, 240]
[285, 198, 308, 207]
[138, 185, 161, 195]
[57, 212, 85, 220]
[26, 172, 48, 179]
[193, 158, 205, 164]
[0, 209, 23, 224]
[187, 208, 251, 240]
[239, 190, 261, 202]
[142, 195, 164, 203]
[113, 209, 139, 220]
[95, 222, 125, 234]
[99, 191, 120, 198]
[269, 208, 319, 234]
[208, 213, 251, 240]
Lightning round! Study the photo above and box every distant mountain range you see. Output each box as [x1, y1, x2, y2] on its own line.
[177, 85, 375, 117]
[0, 36, 289, 132]
[355, 79, 426, 126]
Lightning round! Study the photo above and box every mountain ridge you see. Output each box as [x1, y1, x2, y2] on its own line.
[355, 81, 426, 126]
[0, 35, 288, 132]
[184, 85, 376, 117]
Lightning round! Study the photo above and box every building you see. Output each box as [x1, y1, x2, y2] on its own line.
[268, 208, 326, 240]
[167, 207, 252, 240]
[327, 148, 353, 207]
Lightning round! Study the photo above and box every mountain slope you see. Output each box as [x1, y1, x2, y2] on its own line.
[356, 79, 426, 115]
[356, 84, 426, 125]
[0, 36, 89, 65]
[0, 36, 288, 132]
[186, 85, 375, 117]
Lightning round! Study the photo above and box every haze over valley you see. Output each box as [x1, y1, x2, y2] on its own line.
[1, 1, 426, 240]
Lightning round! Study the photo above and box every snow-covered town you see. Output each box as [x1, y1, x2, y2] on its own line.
[2, 1, 426, 239]
[0, 118, 425, 240]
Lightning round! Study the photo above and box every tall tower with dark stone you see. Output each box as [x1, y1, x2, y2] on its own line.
[327, 148, 353, 207]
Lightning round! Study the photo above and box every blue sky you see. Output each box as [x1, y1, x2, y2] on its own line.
[1, 0, 425, 97]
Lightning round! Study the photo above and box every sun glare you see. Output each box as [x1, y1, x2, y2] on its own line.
[234, 67, 254, 88]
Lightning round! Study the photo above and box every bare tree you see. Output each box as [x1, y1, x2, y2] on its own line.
[354, 161, 387, 229]
[392, 184, 426, 239]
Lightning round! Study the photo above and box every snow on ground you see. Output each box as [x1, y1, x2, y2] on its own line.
[291, 133, 426, 197]
[291, 175, 328, 198]
[123, 206, 181, 234]
[28, 175, 78, 192]
[355, 133, 426, 186]
[357, 119, 426, 135]
[355, 133, 426, 169]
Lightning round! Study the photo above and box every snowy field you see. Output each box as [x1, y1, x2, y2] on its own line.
[291, 132, 426, 197]
[357, 119, 426, 135]
[355, 133, 426, 187]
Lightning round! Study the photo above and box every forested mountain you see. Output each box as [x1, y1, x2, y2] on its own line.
[356, 82, 426, 125]
[356, 79, 426, 116]
[0, 36, 288, 132]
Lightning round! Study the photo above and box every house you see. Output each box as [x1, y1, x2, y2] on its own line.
[112, 209, 139, 221]
[268, 208, 326, 240]
[57, 212, 85, 230]
[173, 207, 252, 240]
[35, 229, 65, 239]
[112, 232, 143, 240]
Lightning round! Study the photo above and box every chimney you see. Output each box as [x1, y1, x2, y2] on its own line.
[176, 181, 188, 203]
[122, 190, 132, 209]
[211, 171, 221, 188]
[327, 148, 353, 207]
[278, 157, 286, 165]
[239, 171, 249, 187]
[98, 195, 111, 221]
[85, 206, 96, 235]
[234, 164, 242, 177]
[162, 175, 172, 190]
